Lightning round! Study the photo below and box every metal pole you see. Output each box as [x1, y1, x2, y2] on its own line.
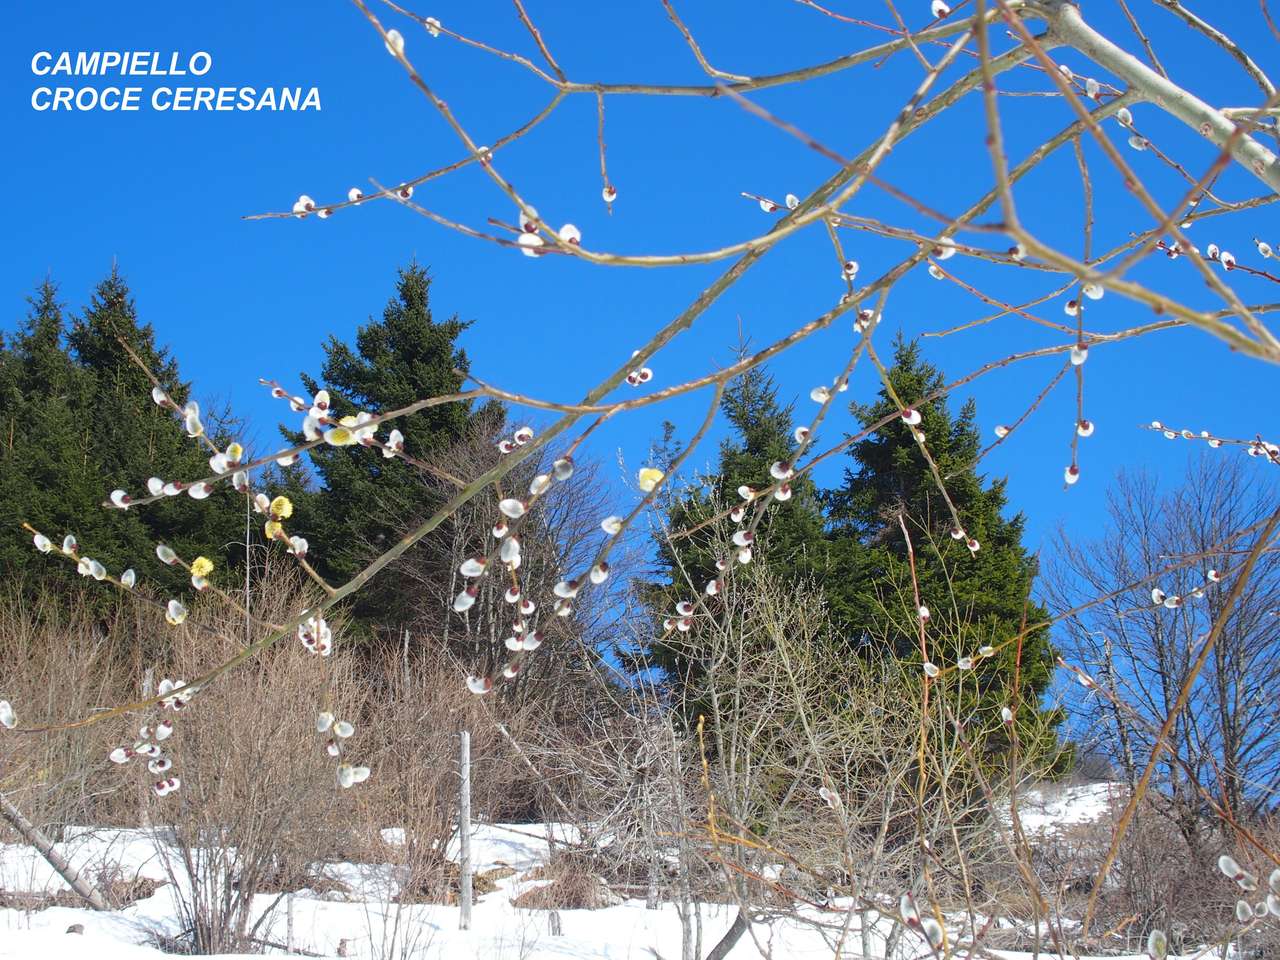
[139, 668, 153, 831]
[244, 492, 251, 644]
[458, 728, 472, 931]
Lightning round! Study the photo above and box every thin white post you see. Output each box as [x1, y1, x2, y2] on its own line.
[139, 668, 153, 830]
[458, 728, 472, 931]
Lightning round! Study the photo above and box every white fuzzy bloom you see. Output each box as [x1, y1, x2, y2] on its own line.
[499, 498, 527, 519]
[183, 401, 204, 438]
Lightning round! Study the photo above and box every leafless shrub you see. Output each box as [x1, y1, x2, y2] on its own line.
[395, 418, 633, 705]
[1051, 456, 1280, 823]
[144, 566, 359, 954]
[0, 583, 136, 833]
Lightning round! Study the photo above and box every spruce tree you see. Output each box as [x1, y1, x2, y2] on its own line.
[66, 269, 245, 582]
[2, 273, 244, 597]
[644, 364, 829, 704]
[824, 336, 1062, 764]
[0, 280, 110, 583]
[281, 263, 489, 635]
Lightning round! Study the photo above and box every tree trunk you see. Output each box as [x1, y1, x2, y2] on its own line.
[704, 907, 748, 960]
[0, 790, 108, 910]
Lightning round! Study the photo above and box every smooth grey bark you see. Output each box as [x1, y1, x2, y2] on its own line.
[703, 908, 749, 960]
[1030, 0, 1280, 193]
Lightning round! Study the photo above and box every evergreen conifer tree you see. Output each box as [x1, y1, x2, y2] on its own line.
[67, 269, 244, 581]
[281, 263, 490, 634]
[644, 364, 829, 704]
[824, 336, 1062, 763]
[0, 281, 99, 581]
[2, 272, 243, 597]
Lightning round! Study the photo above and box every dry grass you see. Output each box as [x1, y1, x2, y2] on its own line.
[512, 855, 621, 910]
[0, 583, 138, 832]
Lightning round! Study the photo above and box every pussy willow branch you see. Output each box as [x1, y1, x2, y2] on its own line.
[1156, 0, 1278, 134]
[243, 92, 564, 222]
[360, 0, 1280, 375]
[1115, 0, 1166, 77]
[380, 0, 1002, 97]
[356, 1, 1035, 272]
[999, 5, 1280, 360]
[1028, 0, 1280, 193]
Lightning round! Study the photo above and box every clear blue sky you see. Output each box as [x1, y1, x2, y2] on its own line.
[2, 1, 1276, 568]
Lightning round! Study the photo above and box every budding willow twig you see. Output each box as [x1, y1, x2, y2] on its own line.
[1029, 0, 1280, 193]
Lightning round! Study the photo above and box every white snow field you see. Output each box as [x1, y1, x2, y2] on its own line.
[0, 822, 771, 959]
[0, 787, 1140, 960]
[1004, 781, 1124, 836]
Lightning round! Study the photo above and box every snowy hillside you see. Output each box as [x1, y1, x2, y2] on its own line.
[0, 822, 798, 959]
[1007, 782, 1124, 836]
[0, 786, 1147, 960]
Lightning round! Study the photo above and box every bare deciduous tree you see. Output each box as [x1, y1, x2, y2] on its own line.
[1050, 456, 1280, 829]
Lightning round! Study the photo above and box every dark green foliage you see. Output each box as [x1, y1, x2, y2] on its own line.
[645, 338, 1062, 765]
[280, 263, 494, 634]
[824, 336, 1062, 765]
[1, 271, 245, 599]
[643, 364, 830, 701]
[0, 282, 96, 578]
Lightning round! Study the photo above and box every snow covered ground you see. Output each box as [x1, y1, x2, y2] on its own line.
[1010, 781, 1124, 836]
[0, 821, 803, 959]
[0, 787, 1128, 959]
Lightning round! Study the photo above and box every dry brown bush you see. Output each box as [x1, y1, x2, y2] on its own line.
[141, 565, 361, 951]
[976, 785, 1242, 956]
[0, 582, 140, 833]
[512, 853, 621, 910]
